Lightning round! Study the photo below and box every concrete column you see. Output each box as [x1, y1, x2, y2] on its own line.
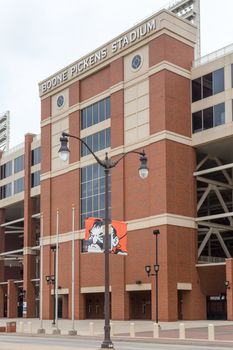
[0, 208, 5, 317]
[23, 134, 36, 318]
[23, 254, 36, 318]
[7, 280, 18, 318]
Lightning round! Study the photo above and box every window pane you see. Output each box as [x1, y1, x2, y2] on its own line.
[14, 155, 24, 173]
[86, 181, 92, 197]
[93, 179, 99, 195]
[86, 135, 92, 156]
[93, 195, 99, 210]
[99, 100, 105, 122]
[81, 167, 86, 183]
[106, 97, 110, 118]
[214, 103, 225, 126]
[192, 111, 202, 133]
[6, 183, 12, 197]
[81, 137, 87, 157]
[93, 132, 99, 152]
[99, 130, 105, 150]
[14, 178, 24, 194]
[86, 106, 92, 128]
[93, 103, 99, 124]
[31, 147, 41, 166]
[203, 107, 213, 130]
[81, 110, 86, 129]
[203, 73, 212, 98]
[31, 171, 40, 187]
[87, 165, 92, 181]
[106, 128, 110, 148]
[87, 197, 92, 212]
[213, 68, 224, 95]
[192, 78, 202, 102]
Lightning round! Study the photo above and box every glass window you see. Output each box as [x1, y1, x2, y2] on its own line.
[0, 160, 12, 179]
[31, 147, 40, 166]
[213, 68, 224, 95]
[192, 111, 202, 133]
[81, 128, 111, 158]
[14, 155, 24, 173]
[106, 97, 110, 118]
[81, 97, 110, 130]
[192, 77, 202, 102]
[214, 103, 225, 126]
[31, 171, 40, 187]
[81, 109, 87, 129]
[80, 163, 111, 229]
[86, 106, 93, 128]
[0, 183, 12, 199]
[99, 100, 105, 122]
[93, 103, 99, 124]
[203, 73, 212, 98]
[203, 107, 213, 130]
[192, 103, 225, 134]
[14, 178, 24, 194]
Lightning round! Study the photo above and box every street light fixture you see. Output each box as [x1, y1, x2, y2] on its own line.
[59, 131, 149, 349]
[145, 229, 160, 324]
[45, 244, 57, 325]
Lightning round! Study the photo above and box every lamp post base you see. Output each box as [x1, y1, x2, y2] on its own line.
[37, 328, 45, 334]
[100, 340, 114, 349]
[68, 329, 77, 336]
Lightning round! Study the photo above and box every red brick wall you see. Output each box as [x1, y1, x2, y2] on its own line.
[41, 97, 51, 121]
[41, 124, 51, 174]
[80, 66, 110, 101]
[150, 71, 191, 137]
[69, 80, 80, 107]
[149, 34, 194, 70]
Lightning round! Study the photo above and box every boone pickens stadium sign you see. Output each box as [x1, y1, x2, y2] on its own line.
[39, 18, 156, 96]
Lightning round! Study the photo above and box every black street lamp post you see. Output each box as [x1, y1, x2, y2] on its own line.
[145, 229, 160, 324]
[46, 244, 56, 325]
[59, 131, 149, 349]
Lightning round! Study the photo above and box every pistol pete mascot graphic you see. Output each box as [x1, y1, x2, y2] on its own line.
[85, 218, 128, 254]
[85, 218, 104, 252]
[110, 220, 128, 255]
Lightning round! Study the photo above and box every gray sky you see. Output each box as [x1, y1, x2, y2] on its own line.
[1, 0, 233, 147]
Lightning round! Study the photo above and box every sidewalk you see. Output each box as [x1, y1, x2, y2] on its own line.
[1, 318, 233, 343]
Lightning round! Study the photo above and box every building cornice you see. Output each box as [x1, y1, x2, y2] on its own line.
[40, 213, 196, 246]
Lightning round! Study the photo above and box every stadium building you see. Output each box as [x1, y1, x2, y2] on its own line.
[1, 1, 233, 322]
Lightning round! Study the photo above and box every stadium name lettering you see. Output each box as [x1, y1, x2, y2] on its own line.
[41, 19, 156, 94]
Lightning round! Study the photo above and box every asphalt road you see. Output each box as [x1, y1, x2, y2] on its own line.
[0, 336, 233, 350]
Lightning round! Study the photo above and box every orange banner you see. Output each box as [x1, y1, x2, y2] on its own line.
[110, 220, 128, 255]
[85, 217, 104, 253]
[84, 217, 128, 255]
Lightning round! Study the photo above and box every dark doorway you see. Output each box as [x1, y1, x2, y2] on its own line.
[129, 291, 151, 319]
[17, 289, 23, 317]
[178, 290, 183, 320]
[58, 296, 63, 318]
[85, 293, 106, 319]
[207, 295, 227, 320]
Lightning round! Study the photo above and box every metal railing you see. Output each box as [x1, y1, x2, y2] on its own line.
[193, 43, 233, 68]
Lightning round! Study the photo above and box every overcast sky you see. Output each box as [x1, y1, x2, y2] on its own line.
[1, 0, 233, 147]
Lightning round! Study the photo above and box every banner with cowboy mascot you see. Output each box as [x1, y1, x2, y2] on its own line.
[84, 217, 128, 255]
